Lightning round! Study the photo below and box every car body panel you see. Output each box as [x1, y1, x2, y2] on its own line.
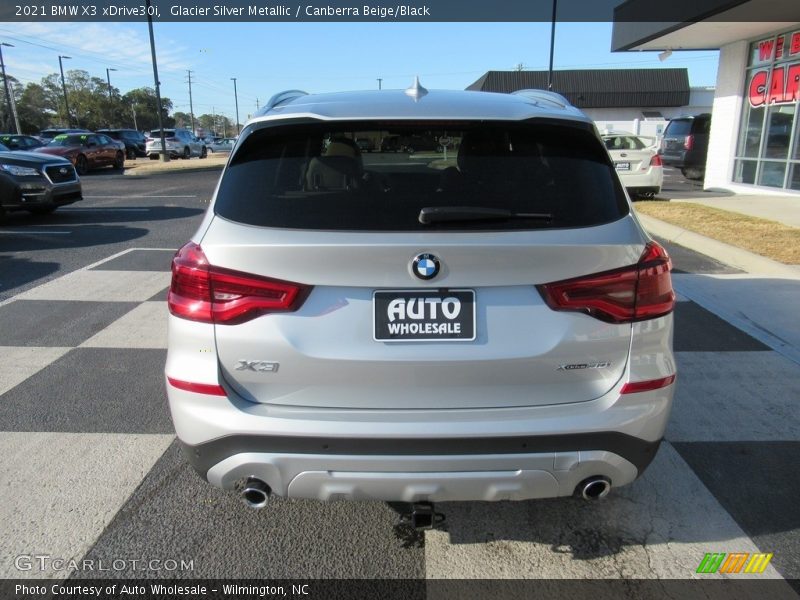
[659, 114, 711, 177]
[34, 133, 124, 173]
[146, 128, 205, 158]
[603, 133, 663, 196]
[0, 147, 82, 213]
[98, 129, 147, 158]
[0, 134, 45, 151]
[206, 138, 235, 153]
[165, 88, 675, 502]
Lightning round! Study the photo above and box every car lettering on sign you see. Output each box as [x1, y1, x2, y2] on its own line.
[557, 362, 612, 371]
[387, 297, 461, 322]
[234, 360, 279, 373]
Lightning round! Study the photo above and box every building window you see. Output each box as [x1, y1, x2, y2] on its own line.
[734, 29, 800, 191]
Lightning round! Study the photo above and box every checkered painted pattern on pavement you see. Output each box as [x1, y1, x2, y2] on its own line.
[0, 247, 798, 584]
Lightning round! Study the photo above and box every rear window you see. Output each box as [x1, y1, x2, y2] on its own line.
[214, 121, 628, 231]
[603, 135, 645, 150]
[665, 119, 692, 137]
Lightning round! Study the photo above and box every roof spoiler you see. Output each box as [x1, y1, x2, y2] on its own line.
[258, 90, 309, 115]
[512, 89, 571, 108]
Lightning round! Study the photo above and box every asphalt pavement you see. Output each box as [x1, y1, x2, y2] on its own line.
[0, 170, 798, 590]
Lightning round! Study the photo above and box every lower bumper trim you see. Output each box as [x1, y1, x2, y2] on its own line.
[180, 432, 661, 478]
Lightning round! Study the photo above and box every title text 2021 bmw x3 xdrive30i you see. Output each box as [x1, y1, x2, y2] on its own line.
[165, 83, 676, 507]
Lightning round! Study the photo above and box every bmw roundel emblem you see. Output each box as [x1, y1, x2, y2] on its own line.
[412, 253, 440, 280]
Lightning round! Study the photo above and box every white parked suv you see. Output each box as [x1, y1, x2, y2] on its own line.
[165, 83, 676, 508]
[146, 128, 207, 160]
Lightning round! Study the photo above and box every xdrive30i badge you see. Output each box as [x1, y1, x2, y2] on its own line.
[412, 253, 440, 280]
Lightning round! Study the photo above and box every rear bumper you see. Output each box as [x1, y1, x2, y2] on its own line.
[660, 150, 705, 169]
[168, 376, 673, 501]
[179, 434, 660, 501]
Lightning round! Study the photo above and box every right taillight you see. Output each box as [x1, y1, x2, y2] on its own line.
[168, 242, 311, 325]
[684, 134, 694, 150]
[537, 241, 675, 324]
[649, 154, 663, 167]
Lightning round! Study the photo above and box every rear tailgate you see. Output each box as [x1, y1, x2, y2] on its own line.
[202, 218, 645, 410]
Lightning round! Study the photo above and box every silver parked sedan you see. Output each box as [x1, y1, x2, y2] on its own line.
[165, 84, 676, 508]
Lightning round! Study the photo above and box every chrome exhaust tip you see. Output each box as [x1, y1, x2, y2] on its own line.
[241, 477, 271, 509]
[577, 476, 611, 500]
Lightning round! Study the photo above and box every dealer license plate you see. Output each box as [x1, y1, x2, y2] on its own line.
[615, 161, 631, 171]
[373, 289, 475, 342]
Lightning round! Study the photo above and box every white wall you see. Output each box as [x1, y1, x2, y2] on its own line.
[704, 40, 749, 190]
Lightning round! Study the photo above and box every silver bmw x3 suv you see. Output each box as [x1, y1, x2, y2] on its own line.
[165, 83, 676, 505]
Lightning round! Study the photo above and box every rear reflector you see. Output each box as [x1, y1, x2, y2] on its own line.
[167, 377, 226, 396]
[168, 242, 311, 325]
[537, 241, 675, 323]
[621, 374, 676, 394]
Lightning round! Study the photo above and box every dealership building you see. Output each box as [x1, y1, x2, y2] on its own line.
[613, 2, 800, 195]
[467, 69, 713, 138]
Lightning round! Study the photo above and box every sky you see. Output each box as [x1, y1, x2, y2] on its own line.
[0, 21, 720, 126]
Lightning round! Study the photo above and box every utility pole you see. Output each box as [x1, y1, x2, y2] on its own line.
[105, 67, 117, 127]
[231, 77, 240, 135]
[377, 78, 382, 90]
[146, 0, 168, 161]
[186, 69, 195, 134]
[255, 97, 259, 110]
[547, 0, 557, 91]
[58, 55, 72, 127]
[8, 81, 20, 134]
[0, 42, 20, 133]
[132, 104, 138, 130]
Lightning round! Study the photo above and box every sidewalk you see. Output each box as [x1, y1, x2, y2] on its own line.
[123, 152, 227, 176]
[636, 192, 800, 365]
[670, 194, 800, 228]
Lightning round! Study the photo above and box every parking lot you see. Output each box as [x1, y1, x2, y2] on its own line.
[0, 169, 798, 586]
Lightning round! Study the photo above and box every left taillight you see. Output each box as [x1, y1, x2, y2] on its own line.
[537, 241, 675, 324]
[167, 242, 311, 325]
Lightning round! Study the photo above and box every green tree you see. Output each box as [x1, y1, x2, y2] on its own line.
[196, 113, 233, 136]
[121, 87, 174, 131]
[173, 111, 191, 128]
[17, 82, 54, 133]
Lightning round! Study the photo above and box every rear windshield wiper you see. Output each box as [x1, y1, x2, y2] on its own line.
[419, 206, 553, 225]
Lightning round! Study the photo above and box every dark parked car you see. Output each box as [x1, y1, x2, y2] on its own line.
[34, 133, 125, 175]
[0, 134, 45, 151]
[659, 114, 711, 180]
[37, 128, 91, 142]
[0, 141, 82, 219]
[97, 128, 147, 159]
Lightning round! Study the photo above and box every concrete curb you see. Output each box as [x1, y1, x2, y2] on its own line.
[123, 161, 225, 177]
[637, 213, 800, 277]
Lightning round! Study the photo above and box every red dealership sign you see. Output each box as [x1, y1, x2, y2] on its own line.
[748, 30, 800, 107]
